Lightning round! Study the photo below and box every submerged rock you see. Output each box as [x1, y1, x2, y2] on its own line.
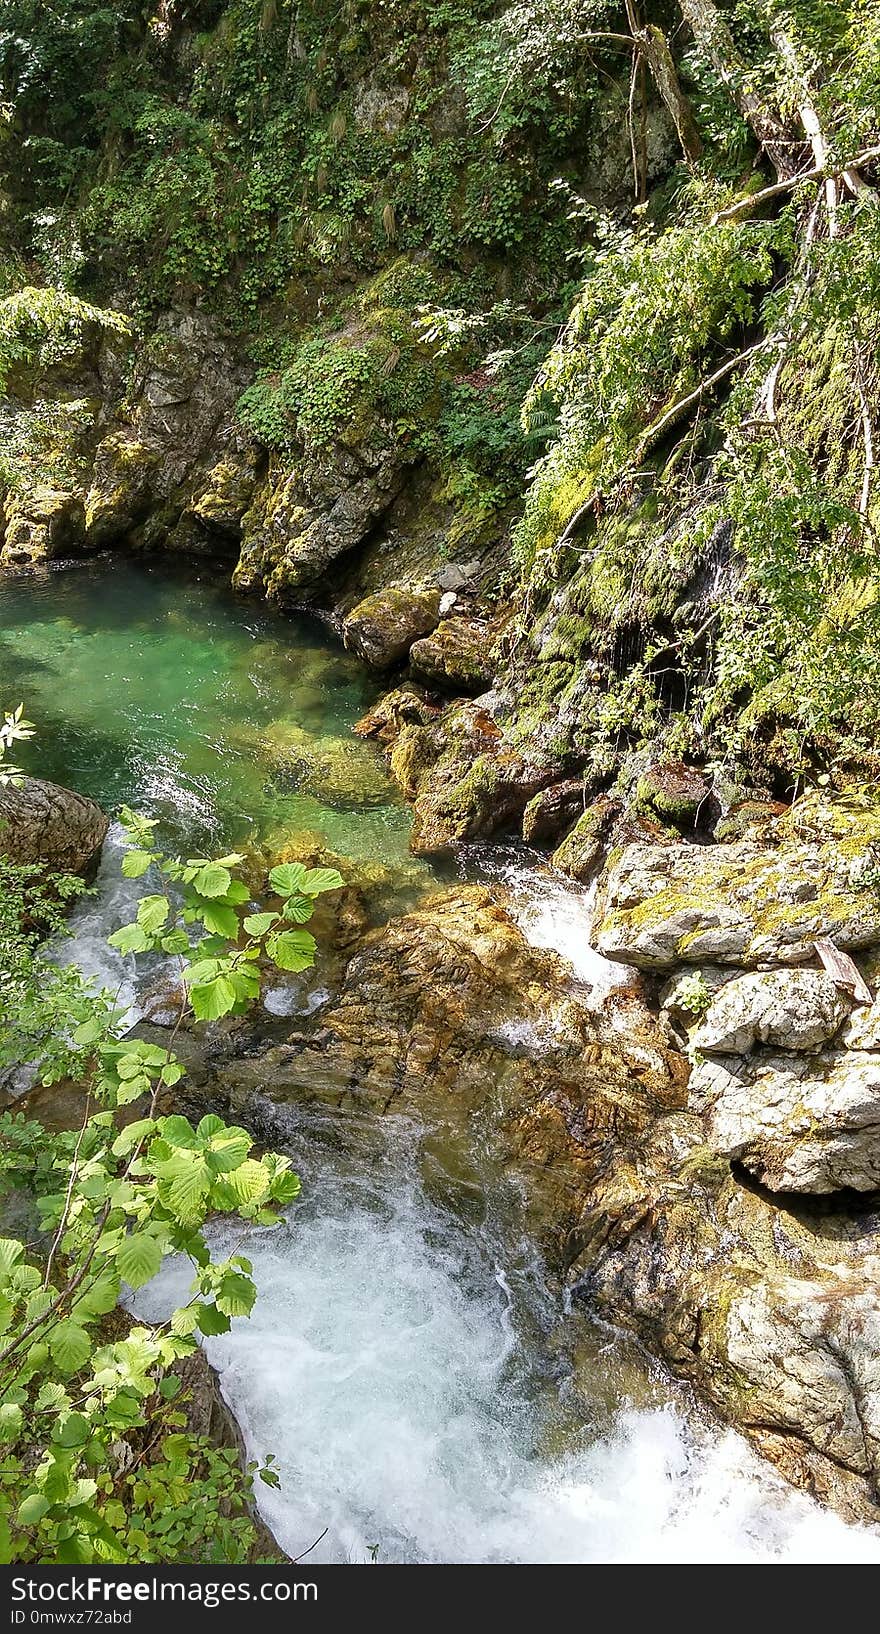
[691, 969, 851, 1055]
[342, 584, 440, 668]
[689, 1047, 880, 1192]
[257, 720, 396, 809]
[0, 775, 108, 876]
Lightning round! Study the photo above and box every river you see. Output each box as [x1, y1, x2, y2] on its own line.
[3, 556, 879, 1563]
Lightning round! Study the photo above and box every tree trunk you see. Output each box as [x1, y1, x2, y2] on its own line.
[677, 0, 798, 177]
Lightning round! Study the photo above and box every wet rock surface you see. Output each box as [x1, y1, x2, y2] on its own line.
[0, 775, 108, 875]
[342, 584, 440, 668]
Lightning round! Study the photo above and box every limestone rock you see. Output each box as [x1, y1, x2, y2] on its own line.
[84, 434, 157, 546]
[342, 585, 440, 668]
[1, 487, 85, 566]
[570, 1109, 880, 1524]
[0, 775, 108, 876]
[692, 969, 850, 1055]
[689, 1047, 880, 1191]
[593, 810, 880, 969]
[842, 998, 880, 1051]
[409, 616, 495, 692]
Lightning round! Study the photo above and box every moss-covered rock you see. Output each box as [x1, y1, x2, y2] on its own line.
[0, 485, 85, 565]
[521, 779, 587, 846]
[387, 700, 562, 856]
[635, 758, 712, 832]
[593, 795, 880, 969]
[409, 615, 496, 693]
[257, 719, 398, 809]
[550, 794, 620, 882]
[84, 433, 157, 546]
[342, 584, 440, 668]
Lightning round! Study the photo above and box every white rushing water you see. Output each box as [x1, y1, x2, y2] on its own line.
[133, 1131, 880, 1566]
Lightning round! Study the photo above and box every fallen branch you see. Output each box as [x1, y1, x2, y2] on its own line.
[814, 937, 873, 1007]
[712, 148, 880, 224]
[634, 339, 769, 463]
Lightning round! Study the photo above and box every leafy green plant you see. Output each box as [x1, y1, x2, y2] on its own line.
[0, 803, 344, 1563]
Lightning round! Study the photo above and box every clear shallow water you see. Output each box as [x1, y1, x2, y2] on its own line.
[6, 557, 880, 1563]
[0, 556, 419, 868]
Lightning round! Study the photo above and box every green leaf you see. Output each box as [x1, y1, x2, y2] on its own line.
[72, 1018, 104, 1047]
[50, 1322, 91, 1374]
[301, 866, 345, 896]
[267, 928, 317, 972]
[111, 1118, 155, 1157]
[216, 1271, 256, 1319]
[136, 894, 170, 934]
[196, 1113, 225, 1139]
[108, 922, 151, 956]
[158, 1154, 211, 1224]
[116, 1233, 162, 1290]
[191, 864, 232, 899]
[74, 1277, 120, 1318]
[283, 894, 315, 924]
[55, 1412, 90, 1449]
[216, 1158, 269, 1207]
[16, 1493, 49, 1527]
[0, 1402, 22, 1442]
[190, 973, 238, 1021]
[196, 1302, 231, 1337]
[243, 911, 278, 937]
[170, 1304, 199, 1338]
[268, 862, 307, 896]
[161, 928, 190, 955]
[205, 1126, 251, 1174]
[159, 1115, 199, 1149]
[0, 1238, 24, 1276]
[121, 850, 154, 878]
[196, 900, 239, 938]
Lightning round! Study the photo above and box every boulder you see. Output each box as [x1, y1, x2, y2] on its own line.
[522, 780, 587, 847]
[593, 812, 880, 969]
[257, 721, 396, 809]
[689, 1047, 880, 1192]
[550, 795, 620, 881]
[388, 701, 561, 856]
[0, 775, 108, 876]
[691, 969, 851, 1055]
[408, 616, 495, 692]
[1, 487, 85, 566]
[342, 585, 440, 668]
[353, 685, 442, 746]
[84, 433, 157, 546]
[635, 758, 713, 832]
[571, 1108, 880, 1524]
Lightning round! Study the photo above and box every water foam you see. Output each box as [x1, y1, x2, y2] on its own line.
[134, 1150, 880, 1565]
